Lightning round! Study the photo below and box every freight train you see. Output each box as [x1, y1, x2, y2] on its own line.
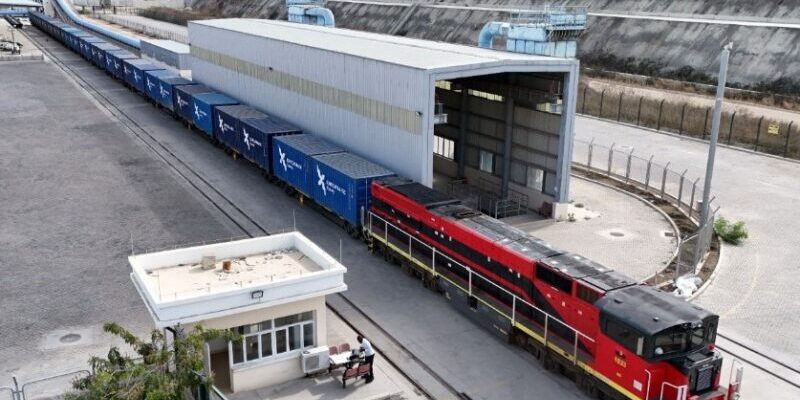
[30, 12, 742, 400]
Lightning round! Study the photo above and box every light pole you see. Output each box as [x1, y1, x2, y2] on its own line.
[699, 42, 733, 227]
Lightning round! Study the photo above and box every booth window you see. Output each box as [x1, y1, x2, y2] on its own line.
[230, 311, 315, 365]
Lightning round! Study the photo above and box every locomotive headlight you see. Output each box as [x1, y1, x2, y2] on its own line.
[655, 347, 664, 355]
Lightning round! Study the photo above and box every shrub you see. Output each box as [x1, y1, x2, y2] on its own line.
[713, 216, 749, 245]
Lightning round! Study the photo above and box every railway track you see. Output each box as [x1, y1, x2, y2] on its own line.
[716, 333, 800, 389]
[25, 27, 464, 400]
[27, 24, 800, 399]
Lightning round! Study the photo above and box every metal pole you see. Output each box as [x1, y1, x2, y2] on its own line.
[617, 92, 623, 122]
[656, 99, 665, 130]
[700, 43, 732, 227]
[785, 121, 795, 158]
[599, 89, 606, 117]
[636, 96, 643, 126]
[607, 143, 615, 177]
[660, 162, 670, 199]
[754, 116, 763, 151]
[679, 103, 687, 135]
[581, 85, 588, 114]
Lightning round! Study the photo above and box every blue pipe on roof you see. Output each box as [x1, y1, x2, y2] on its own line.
[287, 5, 335, 27]
[304, 6, 334, 27]
[50, 0, 140, 48]
[477, 21, 509, 49]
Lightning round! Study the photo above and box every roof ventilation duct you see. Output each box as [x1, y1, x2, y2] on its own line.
[287, 0, 335, 27]
[478, 6, 587, 58]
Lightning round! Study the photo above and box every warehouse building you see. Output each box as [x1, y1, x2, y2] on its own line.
[188, 19, 579, 218]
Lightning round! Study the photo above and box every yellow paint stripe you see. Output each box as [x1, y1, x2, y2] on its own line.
[371, 232, 643, 400]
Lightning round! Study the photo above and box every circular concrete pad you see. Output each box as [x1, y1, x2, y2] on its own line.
[519, 178, 677, 280]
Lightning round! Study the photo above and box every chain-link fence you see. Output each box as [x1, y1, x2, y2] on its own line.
[573, 138, 718, 280]
[573, 138, 715, 222]
[577, 84, 800, 160]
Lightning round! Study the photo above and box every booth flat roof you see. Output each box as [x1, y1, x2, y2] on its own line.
[189, 18, 576, 72]
[142, 249, 322, 303]
[130, 233, 347, 327]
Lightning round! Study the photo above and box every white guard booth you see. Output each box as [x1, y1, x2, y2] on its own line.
[129, 233, 347, 392]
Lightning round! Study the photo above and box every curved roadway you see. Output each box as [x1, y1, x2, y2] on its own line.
[575, 116, 800, 373]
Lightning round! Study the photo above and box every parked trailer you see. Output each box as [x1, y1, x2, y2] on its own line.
[190, 92, 239, 137]
[173, 84, 213, 124]
[143, 69, 179, 105]
[310, 152, 394, 231]
[106, 50, 137, 80]
[272, 134, 344, 197]
[214, 105, 302, 172]
[123, 58, 165, 94]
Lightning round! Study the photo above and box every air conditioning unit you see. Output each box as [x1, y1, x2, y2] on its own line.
[301, 346, 330, 374]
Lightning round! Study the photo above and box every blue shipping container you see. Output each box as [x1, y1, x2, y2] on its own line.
[213, 105, 250, 152]
[173, 84, 212, 123]
[123, 59, 165, 94]
[156, 77, 193, 111]
[309, 152, 395, 227]
[190, 93, 239, 137]
[80, 37, 104, 61]
[143, 69, 179, 105]
[107, 51, 137, 80]
[272, 134, 344, 196]
[93, 43, 120, 68]
[62, 27, 83, 51]
[242, 116, 302, 174]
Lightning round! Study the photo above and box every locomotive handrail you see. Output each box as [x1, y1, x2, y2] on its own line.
[367, 211, 596, 362]
[659, 381, 688, 400]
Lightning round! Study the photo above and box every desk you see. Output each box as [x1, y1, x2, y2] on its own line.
[329, 352, 363, 372]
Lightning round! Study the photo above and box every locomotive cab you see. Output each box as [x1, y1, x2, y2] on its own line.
[597, 285, 725, 399]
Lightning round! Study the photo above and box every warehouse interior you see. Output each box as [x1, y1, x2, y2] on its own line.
[431, 71, 568, 219]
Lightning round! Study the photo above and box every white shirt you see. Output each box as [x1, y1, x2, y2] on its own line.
[360, 338, 375, 357]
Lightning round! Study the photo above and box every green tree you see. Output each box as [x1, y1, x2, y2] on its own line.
[67, 323, 239, 400]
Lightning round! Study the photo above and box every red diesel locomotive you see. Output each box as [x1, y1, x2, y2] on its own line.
[368, 177, 732, 400]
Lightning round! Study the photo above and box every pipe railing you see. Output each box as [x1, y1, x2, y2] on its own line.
[367, 211, 595, 364]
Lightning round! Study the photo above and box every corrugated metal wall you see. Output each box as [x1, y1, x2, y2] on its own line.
[189, 22, 433, 185]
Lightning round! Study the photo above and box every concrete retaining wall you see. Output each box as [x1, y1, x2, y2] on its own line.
[189, 0, 800, 85]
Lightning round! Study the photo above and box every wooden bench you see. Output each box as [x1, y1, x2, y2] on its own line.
[341, 363, 371, 388]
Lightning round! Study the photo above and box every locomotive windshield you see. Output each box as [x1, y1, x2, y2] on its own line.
[651, 321, 717, 359]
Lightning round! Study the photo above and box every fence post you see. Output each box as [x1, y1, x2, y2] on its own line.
[599, 89, 607, 117]
[625, 147, 634, 183]
[581, 85, 588, 114]
[644, 155, 654, 189]
[754, 115, 764, 151]
[677, 170, 688, 209]
[728, 111, 737, 144]
[678, 103, 687, 135]
[785, 121, 795, 158]
[617, 92, 624, 122]
[660, 162, 670, 199]
[607, 143, 615, 176]
[689, 178, 700, 219]
[656, 99, 665, 130]
[636, 96, 644, 126]
[587, 138, 595, 169]
[703, 107, 711, 139]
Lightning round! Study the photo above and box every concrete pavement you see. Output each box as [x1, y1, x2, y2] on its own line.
[576, 115, 800, 396]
